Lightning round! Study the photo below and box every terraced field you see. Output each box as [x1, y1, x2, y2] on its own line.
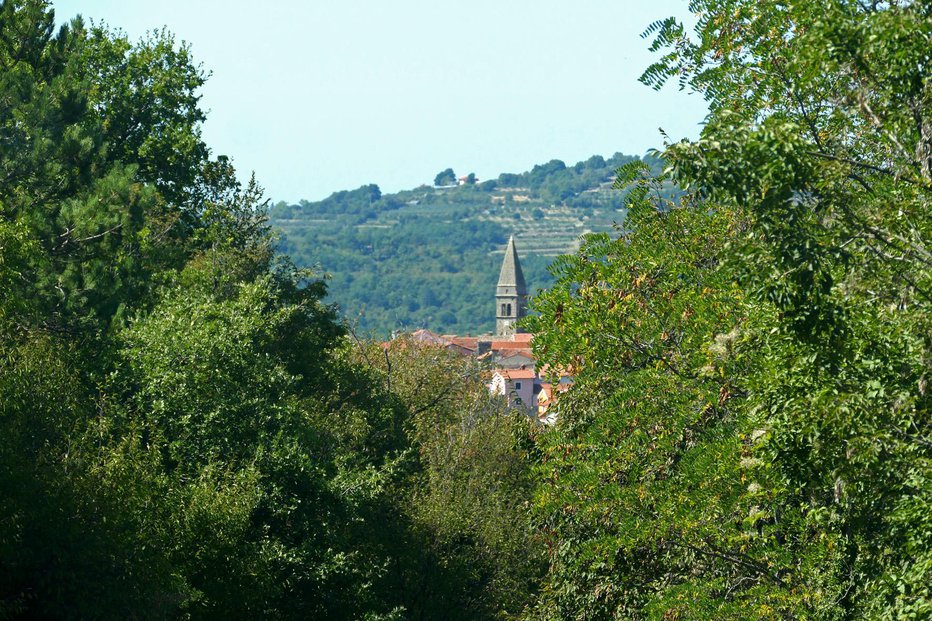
[481, 204, 626, 257]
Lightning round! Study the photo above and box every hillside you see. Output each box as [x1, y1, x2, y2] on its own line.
[270, 153, 673, 336]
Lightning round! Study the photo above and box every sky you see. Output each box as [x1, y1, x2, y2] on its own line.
[53, 1, 708, 203]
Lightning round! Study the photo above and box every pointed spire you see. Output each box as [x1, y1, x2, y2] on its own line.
[497, 235, 526, 293]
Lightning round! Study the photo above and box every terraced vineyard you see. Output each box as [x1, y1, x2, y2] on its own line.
[270, 153, 666, 336]
[480, 202, 625, 256]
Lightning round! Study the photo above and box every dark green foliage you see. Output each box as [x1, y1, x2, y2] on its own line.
[0, 2, 541, 618]
[434, 167, 456, 186]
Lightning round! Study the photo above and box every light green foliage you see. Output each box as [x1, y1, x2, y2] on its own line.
[648, 1, 932, 616]
[346, 337, 545, 619]
[526, 1, 932, 618]
[527, 194, 810, 618]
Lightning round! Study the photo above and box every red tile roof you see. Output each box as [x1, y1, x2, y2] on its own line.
[495, 368, 536, 380]
[498, 348, 534, 356]
[410, 329, 450, 345]
[448, 336, 478, 350]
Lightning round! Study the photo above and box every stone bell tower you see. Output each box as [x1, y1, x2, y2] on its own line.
[495, 235, 527, 336]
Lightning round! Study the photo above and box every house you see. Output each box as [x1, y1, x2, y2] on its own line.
[489, 367, 537, 410]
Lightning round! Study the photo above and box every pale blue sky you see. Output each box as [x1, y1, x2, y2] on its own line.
[53, 1, 707, 202]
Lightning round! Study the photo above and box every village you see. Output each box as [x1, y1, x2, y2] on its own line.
[388, 236, 571, 423]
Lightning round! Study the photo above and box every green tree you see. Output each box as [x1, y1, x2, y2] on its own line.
[527, 178, 794, 618]
[434, 167, 456, 186]
[0, 7, 545, 617]
[644, 1, 932, 615]
[348, 336, 544, 619]
[0, 2, 363, 616]
[527, 1, 932, 618]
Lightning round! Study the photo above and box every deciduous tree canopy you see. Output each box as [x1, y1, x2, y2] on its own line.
[0, 2, 541, 618]
[527, 0, 932, 617]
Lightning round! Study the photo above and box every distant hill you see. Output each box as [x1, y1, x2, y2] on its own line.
[270, 152, 673, 337]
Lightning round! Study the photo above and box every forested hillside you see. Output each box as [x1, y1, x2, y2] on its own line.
[270, 154, 673, 336]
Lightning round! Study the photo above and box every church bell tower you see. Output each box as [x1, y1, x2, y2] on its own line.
[496, 236, 527, 336]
